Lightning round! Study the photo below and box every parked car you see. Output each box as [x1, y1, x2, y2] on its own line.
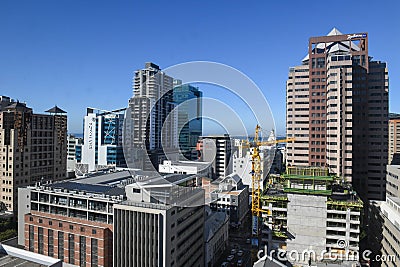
[227, 255, 234, 262]
[230, 248, 236, 255]
[221, 262, 229, 267]
[237, 250, 244, 257]
[246, 238, 251, 244]
[237, 259, 243, 266]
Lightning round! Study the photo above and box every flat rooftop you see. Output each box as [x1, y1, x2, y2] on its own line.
[73, 170, 133, 185]
[0, 254, 46, 267]
[47, 181, 125, 196]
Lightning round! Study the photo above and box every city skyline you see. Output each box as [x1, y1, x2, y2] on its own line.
[0, 1, 399, 135]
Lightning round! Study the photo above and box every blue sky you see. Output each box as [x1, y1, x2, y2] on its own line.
[0, 0, 399, 135]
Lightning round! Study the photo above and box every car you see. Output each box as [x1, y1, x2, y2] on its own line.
[230, 248, 236, 255]
[237, 259, 243, 266]
[227, 255, 234, 262]
[221, 262, 229, 267]
[246, 238, 251, 244]
[237, 250, 244, 257]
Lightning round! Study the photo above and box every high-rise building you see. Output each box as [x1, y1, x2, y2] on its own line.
[78, 107, 125, 174]
[197, 135, 232, 179]
[0, 98, 67, 213]
[173, 80, 202, 160]
[389, 114, 400, 165]
[128, 62, 178, 170]
[286, 28, 389, 200]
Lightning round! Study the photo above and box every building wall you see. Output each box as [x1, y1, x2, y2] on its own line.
[204, 212, 229, 267]
[380, 198, 400, 267]
[199, 135, 232, 179]
[286, 194, 327, 260]
[389, 119, 400, 164]
[81, 109, 125, 173]
[25, 211, 113, 267]
[114, 203, 205, 267]
[233, 147, 275, 191]
[128, 63, 177, 171]
[286, 31, 388, 201]
[173, 82, 202, 160]
[0, 103, 67, 213]
[387, 165, 400, 198]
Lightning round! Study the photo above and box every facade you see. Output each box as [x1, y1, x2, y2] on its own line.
[377, 165, 400, 267]
[204, 211, 229, 267]
[262, 167, 362, 266]
[389, 114, 400, 164]
[173, 81, 203, 160]
[286, 28, 389, 201]
[210, 173, 249, 224]
[113, 181, 205, 267]
[79, 107, 125, 174]
[18, 171, 132, 267]
[0, 98, 67, 213]
[233, 144, 275, 192]
[198, 135, 232, 179]
[128, 62, 178, 171]
[67, 134, 83, 177]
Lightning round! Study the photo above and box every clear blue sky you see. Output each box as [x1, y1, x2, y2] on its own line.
[0, 0, 399, 135]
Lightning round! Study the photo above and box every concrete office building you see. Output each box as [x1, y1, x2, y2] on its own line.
[286, 28, 388, 201]
[389, 114, 400, 165]
[198, 134, 232, 179]
[79, 107, 126, 174]
[210, 173, 249, 224]
[0, 98, 67, 213]
[18, 171, 133, 267]
[262, 167, 362, 266]
[113, 177, 205, 267]
[128, 62, 178, 171]
[173, 80, 203, 160]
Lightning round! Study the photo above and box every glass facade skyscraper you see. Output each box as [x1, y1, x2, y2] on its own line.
[173, 81, 203, 160]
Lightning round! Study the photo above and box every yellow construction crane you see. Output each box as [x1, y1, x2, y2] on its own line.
[241, 125, 295, 243]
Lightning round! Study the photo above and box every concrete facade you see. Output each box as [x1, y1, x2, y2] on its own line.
[198, 135, 232, 179]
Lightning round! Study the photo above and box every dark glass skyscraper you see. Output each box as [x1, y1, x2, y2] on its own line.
[173, 81, 202, 160]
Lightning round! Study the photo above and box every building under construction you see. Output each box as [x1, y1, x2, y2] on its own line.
[0, 96, 67, 213]
[260, 167, 363, 266]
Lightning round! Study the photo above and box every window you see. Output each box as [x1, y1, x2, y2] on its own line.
[48, 229, 54, 257]
[68, 234, 75, 264]
[80, 236, 86, 267]
[91, 238, 98, 266]
[29, 225, 34, 252]
[38, 227, 44, 254]
[58, 232, 64, 260]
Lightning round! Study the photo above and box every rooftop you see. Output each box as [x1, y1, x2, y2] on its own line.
[47, 181, 125, 196]
[0, 244, 61, 267]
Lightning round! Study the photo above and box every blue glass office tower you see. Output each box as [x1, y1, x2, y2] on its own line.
[173, 81, 202, 160]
